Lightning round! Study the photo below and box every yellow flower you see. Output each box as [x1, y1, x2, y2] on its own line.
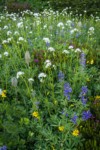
[90, 59, 94, 64]
[72, 129, 79, 136]
[86, 77, 90, 82]
[95, 96, 100, 100]
[32, 111, 40, 119]
[1, 90, 6, 98]
[58, 126, 64, 132]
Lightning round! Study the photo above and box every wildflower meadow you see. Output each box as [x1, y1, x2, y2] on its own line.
[0, 7, 100, 150]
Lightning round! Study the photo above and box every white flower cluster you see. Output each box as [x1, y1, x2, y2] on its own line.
[88, 27, 94, 35]
[44, 60, 52, 68]
[38, 73, 47, 82]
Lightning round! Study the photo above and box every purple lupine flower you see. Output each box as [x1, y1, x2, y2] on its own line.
[80, 52, 86, 67]
[34, 59, 39, 63]
[79, 86, 88, 105]
[0, 146, 7, 150]
[46, 42, 50, 47]
[81, 96, 87, 105]
[82, 110, 92, 121]
[71, 114, 78, 124]
[81, 86, 88, 94]
[64, 83, 72, 100]
[58, 71, 64, 82]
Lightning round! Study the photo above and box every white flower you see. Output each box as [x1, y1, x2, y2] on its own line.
[7, 38, 12, 42]
[7, 31, 12, 36]
[0, 54, 2, 58]
[89, 27, 94, 31]
[44, 60, 52, 68]
[68, 45, 74, 49]
[75, 48, 81, 53]
[0, 89, 2, 95]
[3, 25, 8, 29]
[77, 21, 82, 27]
[17, 22, 23, 28]
[43, 37, 50, 43]
[62, 50, 70, 54]
[4, 52, 9, 56]
[66, 20, 72, 26]
[57, 22, 64, 27]
[14, 31, 19, 35]
[34, 13, 39, 17]
[17, 71, 24, 79]
[28, 78, 34, 82]
[2, 40, 8, 44]
[18, 37, 26, 42]
[11, 77, 18, 87]
[38, 73, 46, 78]
[48, 47, 55, 52]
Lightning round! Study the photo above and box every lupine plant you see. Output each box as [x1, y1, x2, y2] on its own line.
[0, 8, 100, 150]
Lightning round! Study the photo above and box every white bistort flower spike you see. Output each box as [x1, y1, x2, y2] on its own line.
[17, 71, 24, 79]
[25, 51, 31, 66]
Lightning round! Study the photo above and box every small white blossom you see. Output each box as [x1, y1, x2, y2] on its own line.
[14, 31, 19, 35]
[57, 22, 64, 27]
[3, 25, 8, 29]
[48, 47, 55, 52]
[7, 31, 12, 36]
[68, 45, 74, 49]
[17, 71, 24, 79]
[62, 50, 70, 54]
[44, 60, 52, 68]
[4, 52, 9, 56]
[28, 78, 34, 82]
[38, 73, 46, 78]
[2, 40, 8, 44]
[18, 37, 25, 41]
[0, 89, 2, 95]
[17, 22, 23, 28]
[75, 48, 81, 53]
[43, 37, 50, 43]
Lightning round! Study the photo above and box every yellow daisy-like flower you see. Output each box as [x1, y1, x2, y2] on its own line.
[90, 59, 94, 64]
[95, 96, 100, 100]
[1, 90, 6, 98]
[32, 111, 40, 119]
[58, 126, 64, 132]
[72, 129, 79, 136]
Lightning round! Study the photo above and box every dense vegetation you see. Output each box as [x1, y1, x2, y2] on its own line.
[0, 0, 100, 16]
[0, 1, 100, 150]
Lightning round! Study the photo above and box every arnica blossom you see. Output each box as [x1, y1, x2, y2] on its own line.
[0, 145, 7, 150]
[0, 89, 6, 98]
[80, 52, 86, 67]
[82, 110, 92, 121]
[58, 71, 64, 82]
[58, 126, 64, 132]
[64, 83, 72, 100]
[32, 111, 40, 119]
[72, 129, 79, 136]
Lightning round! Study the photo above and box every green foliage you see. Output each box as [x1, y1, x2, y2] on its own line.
[0, 9, 100, 149]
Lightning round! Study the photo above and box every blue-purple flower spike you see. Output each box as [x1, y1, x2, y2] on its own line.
[82, 110, 92, 121]
[71, 114, 78, 124]
[58, 71, 64, 82]
[64, 83, 72, 100]
[79, 86, 88, 105]
[80, 52, 86, 67]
